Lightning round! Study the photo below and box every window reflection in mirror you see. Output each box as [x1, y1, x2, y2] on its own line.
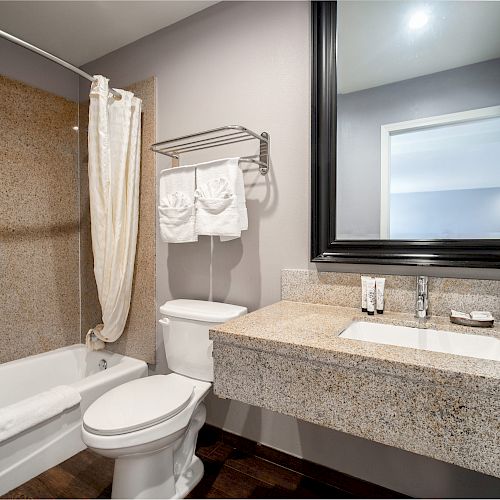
[335, 0, 500, 241]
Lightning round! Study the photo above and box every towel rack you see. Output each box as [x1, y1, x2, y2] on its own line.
[151, 125, 270, 175]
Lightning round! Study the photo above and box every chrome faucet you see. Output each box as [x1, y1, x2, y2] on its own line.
[416, 276, 429, 319]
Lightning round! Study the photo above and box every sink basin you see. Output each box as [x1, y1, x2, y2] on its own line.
[340, 321, 500, 362]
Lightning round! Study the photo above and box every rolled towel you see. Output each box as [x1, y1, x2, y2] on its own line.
[195, 177, 240, 238]
[0, 385, 81, 443]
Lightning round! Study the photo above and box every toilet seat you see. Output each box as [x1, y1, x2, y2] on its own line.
[83, 375, 195, 436]
[82, 374, 212, 453]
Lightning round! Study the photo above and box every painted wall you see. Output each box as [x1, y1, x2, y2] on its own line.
[0, 37, 78, 101]
[0, 75, 79, 363]
[336, 57, 500, 240]
[82, 2, 500, 496]
[82, 0, 310, 366]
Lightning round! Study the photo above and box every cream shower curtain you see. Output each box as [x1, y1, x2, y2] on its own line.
[86, 75, 142, 350]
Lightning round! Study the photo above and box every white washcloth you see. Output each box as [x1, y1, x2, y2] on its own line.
[159, 166, 197, 243]
[195, 158, 247, 241]
[0, 385, 81, 443]
[195, 177, 240, 238]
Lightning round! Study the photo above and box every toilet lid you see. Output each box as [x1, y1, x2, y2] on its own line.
[83, 375, 194, 436]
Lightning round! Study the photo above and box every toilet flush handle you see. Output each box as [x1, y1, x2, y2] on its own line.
[159, 318, 170, 342]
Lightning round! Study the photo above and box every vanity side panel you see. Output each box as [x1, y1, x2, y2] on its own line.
[212, 342, 500, 478]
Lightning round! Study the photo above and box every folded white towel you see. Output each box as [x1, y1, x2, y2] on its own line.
[195, 158, 247, 241]
[0, 385, 81, 443]
[159, 166, 197, 243]
[195, 177, 240, 237]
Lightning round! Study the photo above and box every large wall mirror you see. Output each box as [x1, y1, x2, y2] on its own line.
[311, 1, 500, 267]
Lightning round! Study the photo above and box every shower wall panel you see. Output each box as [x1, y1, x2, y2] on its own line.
[0, 75, 80, 363]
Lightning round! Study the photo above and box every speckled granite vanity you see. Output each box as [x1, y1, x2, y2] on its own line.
[210, 270, 500, 478]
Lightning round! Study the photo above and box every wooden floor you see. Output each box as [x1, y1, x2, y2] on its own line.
[3, 426, 405, 499]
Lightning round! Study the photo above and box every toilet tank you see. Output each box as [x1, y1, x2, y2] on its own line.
[159, 299, 247, 382]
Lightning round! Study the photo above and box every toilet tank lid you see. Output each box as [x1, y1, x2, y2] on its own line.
[160, 299, 247, 323]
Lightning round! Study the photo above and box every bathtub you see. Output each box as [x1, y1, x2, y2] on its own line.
[0, 344, 148, 495]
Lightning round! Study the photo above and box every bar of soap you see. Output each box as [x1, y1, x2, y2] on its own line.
[450, 310, 470, 320]
[470, 311, 494, 321]
[450, 310, 495, 323]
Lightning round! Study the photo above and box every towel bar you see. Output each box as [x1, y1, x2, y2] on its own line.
[151, 125, 270, 175]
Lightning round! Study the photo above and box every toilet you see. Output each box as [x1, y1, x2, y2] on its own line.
[81, 299, 247, 499]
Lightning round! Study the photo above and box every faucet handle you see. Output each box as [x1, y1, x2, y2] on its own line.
[415, 276, 429, 319]
[417, 276, 428, 294]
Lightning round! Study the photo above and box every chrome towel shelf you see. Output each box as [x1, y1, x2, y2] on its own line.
[151, 125, 270, 175]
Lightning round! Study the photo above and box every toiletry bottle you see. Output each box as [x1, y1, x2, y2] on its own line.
[361, 276, 369, 312]
[375, 277, 385, 314]
[366, 278, 376, 315]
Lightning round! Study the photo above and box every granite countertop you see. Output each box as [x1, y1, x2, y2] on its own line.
[210, 300, 500, 397]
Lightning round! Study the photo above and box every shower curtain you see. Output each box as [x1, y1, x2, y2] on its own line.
[86, 75, 142, 350]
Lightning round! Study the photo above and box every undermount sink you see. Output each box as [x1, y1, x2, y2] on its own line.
[340, 321, 500, 362]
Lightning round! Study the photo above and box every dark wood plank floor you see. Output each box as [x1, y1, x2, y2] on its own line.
[3, 426, 405, 499]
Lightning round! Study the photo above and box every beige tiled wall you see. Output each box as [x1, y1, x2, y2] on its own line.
[0, 75, 80, 363]
[79, 77, 157, 364]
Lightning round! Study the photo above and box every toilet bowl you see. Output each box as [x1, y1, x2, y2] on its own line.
[81, 300, 247, 499]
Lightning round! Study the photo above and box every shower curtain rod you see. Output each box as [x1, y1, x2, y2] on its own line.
[0, 29, 121, 100]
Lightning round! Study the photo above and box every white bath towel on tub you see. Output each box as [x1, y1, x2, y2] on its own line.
[0, 385, 81, 443]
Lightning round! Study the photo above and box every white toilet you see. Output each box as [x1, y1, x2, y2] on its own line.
[81, 299, 247, 499]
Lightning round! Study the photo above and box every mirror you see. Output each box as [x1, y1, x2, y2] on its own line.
[311, 1, 500, 266]
[336, 0, 500, 241]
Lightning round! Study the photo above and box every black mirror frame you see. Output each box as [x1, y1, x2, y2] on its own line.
[311, 0, 500, 268]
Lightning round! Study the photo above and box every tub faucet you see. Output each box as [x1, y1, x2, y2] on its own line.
[415, 276, 429, 319]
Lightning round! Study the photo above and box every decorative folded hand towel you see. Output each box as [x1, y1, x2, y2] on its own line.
[195, 177, 240, 238]
[195, 158, 247, 241]
[158, 166, 197, 243]
[0, 385, 81, 443]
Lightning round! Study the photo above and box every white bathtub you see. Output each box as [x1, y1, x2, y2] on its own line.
[0, 344, 148, 495]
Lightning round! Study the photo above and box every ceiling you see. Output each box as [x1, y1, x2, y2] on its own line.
[0, 1, 217, 66]
[337, 1, 500, 94]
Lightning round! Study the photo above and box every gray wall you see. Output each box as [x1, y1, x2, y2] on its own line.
[0, 37, 78, 101]
[337, 57, 500, 239]
[82, 0, 310, 361]
[82, 3, 500, 496]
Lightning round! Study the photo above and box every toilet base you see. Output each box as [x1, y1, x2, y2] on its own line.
[174, 455, 204, 499]
[111, 449, 204, 499]
[110, 404, 207, 499]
